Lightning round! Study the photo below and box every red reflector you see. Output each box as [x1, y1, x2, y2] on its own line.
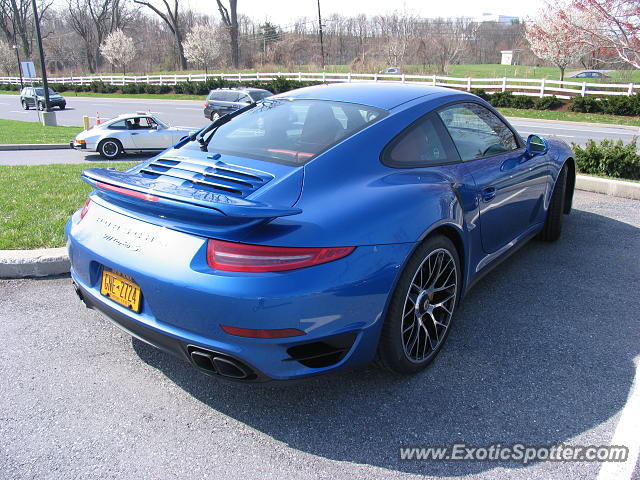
[97, 182, 159, 202]
[220, 325, 305, 338]
[206, 240, 355, 272]
[79, 198, 91, 219]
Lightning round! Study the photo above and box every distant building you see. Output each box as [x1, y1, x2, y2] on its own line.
[500, 50, 522, 65]
[478, 13, 520, 24]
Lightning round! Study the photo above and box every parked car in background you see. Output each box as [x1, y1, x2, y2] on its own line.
[20, 86, 66, 110]
[67, 83, 576, 382]
[70, 112, 196, 159]
[203, 87, 273, 121]
[380, 67, 401, 74]
[569, 70, 611, 79]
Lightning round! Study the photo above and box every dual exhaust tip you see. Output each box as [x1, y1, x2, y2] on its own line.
[188, 346, 255, 380]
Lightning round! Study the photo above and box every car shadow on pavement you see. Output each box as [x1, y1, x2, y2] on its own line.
[132, 207, 639, 477]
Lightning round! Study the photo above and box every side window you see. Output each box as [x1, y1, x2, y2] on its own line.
[208, 92, 220, 101]
[383, 114, 458, 167]
[238, 94, 251, 103]
[108, 120, 128, 130]
[438, 103, 518, 161]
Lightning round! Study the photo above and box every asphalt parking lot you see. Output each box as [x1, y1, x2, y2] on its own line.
[1, 190, 639, 480]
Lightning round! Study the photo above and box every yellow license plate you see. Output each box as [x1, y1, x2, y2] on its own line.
[100, 268, 142, 313]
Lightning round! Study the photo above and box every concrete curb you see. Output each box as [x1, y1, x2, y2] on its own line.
[0, 175, 638, 279]
[0, 144, 69, 151]
[0, 247, 69, 278]
[576, 174, 640, 200]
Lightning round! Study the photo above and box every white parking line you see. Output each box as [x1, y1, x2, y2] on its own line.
[598, 356, 640, 480]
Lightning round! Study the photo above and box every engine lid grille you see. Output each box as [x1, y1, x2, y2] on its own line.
[139, 156, 273, 198]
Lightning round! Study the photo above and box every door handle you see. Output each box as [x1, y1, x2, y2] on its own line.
[131, 132, 139, 135]
[481, 187, 496, 202]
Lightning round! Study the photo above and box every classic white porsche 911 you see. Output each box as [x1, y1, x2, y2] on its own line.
[70, 112, 197, 159]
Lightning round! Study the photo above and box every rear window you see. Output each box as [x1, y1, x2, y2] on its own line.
[203, 99, 386, 165]
[249, 90, 272, 101]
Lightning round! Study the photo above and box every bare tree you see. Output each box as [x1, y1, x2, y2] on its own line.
[565, 0, 640, 69]
[526, 3, 594, 80]
[424, 18, 477, 74]
[0, 39, 14, 73]
[0, 0, 52, 58]
[132, 0, 187, 69]
[67, 0, 132, 73]
[100, 28, 135, 74]
[183, 24, 219, 73]
[215, 0, 239, 68]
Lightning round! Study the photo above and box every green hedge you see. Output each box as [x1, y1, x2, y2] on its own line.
[570, 94, 640, 116]
[0, 77, 322, 96]
[470, 89, 562, 111]
[573, 138, 640, 180]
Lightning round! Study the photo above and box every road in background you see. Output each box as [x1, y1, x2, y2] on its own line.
[1, 190, 639, 480]
[0, 93, 639, 147]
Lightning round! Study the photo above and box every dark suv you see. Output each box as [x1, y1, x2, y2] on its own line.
[204, 88, 273, 121]
[19, 86, 67, 110]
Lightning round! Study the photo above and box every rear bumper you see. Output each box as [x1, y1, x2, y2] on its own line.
[66, 207, 413, 381]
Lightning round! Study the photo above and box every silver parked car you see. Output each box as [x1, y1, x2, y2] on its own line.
[70, 113, 197, 159]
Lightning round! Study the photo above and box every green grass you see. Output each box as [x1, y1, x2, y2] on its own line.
[0, 119, 83, 144]
[499, 108, 640, 127]
[0, 162, 137, 250]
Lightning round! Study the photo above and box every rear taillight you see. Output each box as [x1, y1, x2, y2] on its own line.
[220, 325, 305, 338]
[206, 240, 355, 273]
[204, 102, 208, 106]
[79, 198, 91, 219]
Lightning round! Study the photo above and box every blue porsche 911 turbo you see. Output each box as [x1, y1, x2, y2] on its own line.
[66, 83, 575, 381]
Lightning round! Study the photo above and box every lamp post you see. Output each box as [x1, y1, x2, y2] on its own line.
[11, 17, 23, 87]
[31, 0, 56, 124]
[12, 44, 23, 88]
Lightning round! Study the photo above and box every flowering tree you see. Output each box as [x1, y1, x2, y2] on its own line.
[565, 0, 640, 69]
[183, 24, 220, 73]
[526, 3, 594, 80]
[100, 29, 136, 75]
[0, 40, 14, 75]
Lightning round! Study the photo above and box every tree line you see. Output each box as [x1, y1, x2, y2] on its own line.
[0, 0, 637, 78]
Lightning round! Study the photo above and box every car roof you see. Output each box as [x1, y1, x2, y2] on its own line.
[209, 87, 270, 93]
[271, 82, 470, 110]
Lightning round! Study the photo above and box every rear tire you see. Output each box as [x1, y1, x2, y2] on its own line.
[98, 139, 122, 159]
[210, 111, 220, 122]
[375, 234, 461, 374]
[539, 165, 568, 242]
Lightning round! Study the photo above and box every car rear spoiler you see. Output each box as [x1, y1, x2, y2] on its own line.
[80, 168, 302, 219]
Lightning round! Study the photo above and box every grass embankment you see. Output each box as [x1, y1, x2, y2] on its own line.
[0, 162, 136, 249]
[0, 119, 83, 144]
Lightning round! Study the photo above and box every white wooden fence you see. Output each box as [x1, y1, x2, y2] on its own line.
[0, 71, 637, 99]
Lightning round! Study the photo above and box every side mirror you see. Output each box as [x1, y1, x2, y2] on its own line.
[526, 134, 548, 157]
